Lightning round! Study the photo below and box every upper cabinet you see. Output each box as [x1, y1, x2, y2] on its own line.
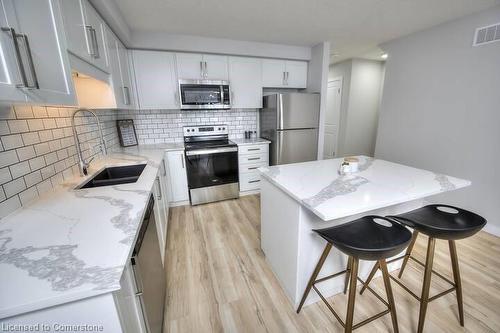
[262, 59, 308, 88]
[132, 50, 179, 110]
[176, 53, 228, 80]
[0, 0, 76, 105]
[60, 0, 109, 73]
[228, 57, 262, 109]
[106, 29, 134, 109]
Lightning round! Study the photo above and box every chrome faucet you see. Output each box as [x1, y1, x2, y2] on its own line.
[71, 108, 107, 176]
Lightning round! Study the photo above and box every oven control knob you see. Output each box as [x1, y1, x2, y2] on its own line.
[222, 127, 226, 130]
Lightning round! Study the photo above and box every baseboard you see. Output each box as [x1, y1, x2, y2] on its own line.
[169, 200, 189, 207]
[483, 224, 500, 237]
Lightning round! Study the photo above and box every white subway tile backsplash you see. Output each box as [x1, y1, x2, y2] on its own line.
[27, 119, 45, 131]
[28, 156, 45, 171]
[36, 179, 53, 195]
[1, 134, 24, 150]
[0, 121, 10, 135]
[0, 196, 21, 218]
[0, 167, 12, 185]
[32, 106, 48, 118]
[24, 170, 42, 187]
[46, 107, 60, 118]
[19, 187, 38, 205]
[22, 132, 40, 145]
[42, 118, 57, 129]
[34, 142, 50, 155]
[16, 146, 36, 161]
[8, 120, 29, 133]
[9, 161, 31, 179]
[13, 105, 34, 119]
[0, 150, 19, 168]
[4, 178, 26, 197]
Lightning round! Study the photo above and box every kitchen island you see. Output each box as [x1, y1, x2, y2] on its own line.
[258, 156, 470, 308]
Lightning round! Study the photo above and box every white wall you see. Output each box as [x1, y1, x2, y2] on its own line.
[331, 59, 384, 157]
[375, 5, 500, 235]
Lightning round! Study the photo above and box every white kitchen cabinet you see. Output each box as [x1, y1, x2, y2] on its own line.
[0, 0, 76, 105]
[237, 142, 270, 193]
[262, 59, 308, 88]
[153, 172, 168, 263]
[285, 60, 308, 88]
[132, 50, 179, 109]
[176, 53, 228, 80]
[59, 0, 109, 73]
[165, 150, 189, 204]
[106, 29, 134, 109]
[229, 57, 262, 108]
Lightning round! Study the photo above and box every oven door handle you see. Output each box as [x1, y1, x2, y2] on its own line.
[185, 147, 238, 156]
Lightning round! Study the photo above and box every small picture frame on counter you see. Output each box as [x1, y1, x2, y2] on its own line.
[117, 119, 138, 147]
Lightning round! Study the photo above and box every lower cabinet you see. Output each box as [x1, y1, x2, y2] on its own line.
[165, 150, 189, 205]
[152, 168, 169, 264]
[238, 142, 270, 193]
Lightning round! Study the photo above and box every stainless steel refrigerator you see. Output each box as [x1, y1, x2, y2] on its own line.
[260, 93, 320, 165]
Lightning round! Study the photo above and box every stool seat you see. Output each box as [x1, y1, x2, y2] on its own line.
[314, 216, 412, 261]
[389, 204, 486, 240]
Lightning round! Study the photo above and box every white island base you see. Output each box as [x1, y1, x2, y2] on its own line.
[260, 177, 424, 308]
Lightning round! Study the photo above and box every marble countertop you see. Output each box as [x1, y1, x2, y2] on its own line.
[231, 138, 271, 146]
[0, 145, 175, 319]
[259, 156, 471, 221]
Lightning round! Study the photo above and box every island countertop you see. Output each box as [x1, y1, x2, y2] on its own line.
[259, 156, 471, 221]
[0, 144, 181, 319]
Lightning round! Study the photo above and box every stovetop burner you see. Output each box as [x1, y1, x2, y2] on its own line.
[184, 139, 236, 150]
[183, 125, 235, 151]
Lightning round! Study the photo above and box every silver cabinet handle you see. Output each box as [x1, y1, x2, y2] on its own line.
[248, 157, 260, 161]
[204, 61, 208, 78]
[122, 86, 131, 105]
[1, 27, 28, 88]
[163, 160, 167, 176]
[84, 25, 95, 57]
[156, 176, 162, 200]
[91, 27, 100, 59]
[18, 34, 39, 89]
[180, 153, 185, 168]
[199, 61, 204, 78]
[286, 72, 289, 85]
[247, 148, 260, 151]
[282, 71, 286, 85]
[248, 167, 258, 170]
[248, 179, 260, 184]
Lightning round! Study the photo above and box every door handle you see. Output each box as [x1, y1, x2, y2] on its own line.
[17, 34, 39, 89]
[1, 27, 28, 88]
[123, 86, 131, 105]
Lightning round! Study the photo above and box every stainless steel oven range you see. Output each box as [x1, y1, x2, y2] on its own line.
[183, 125, 239, 205]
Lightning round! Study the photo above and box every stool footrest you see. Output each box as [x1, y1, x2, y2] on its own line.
[311, 269, 391, 330]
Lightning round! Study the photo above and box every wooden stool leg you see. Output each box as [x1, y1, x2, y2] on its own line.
[344, 256, 353, 294]
[380, 259, 399, 333]
[417, 237, 436, 333]
[359, 261, 379, 295]
[345, 258, 359, 333]
[296, 243, 332, 313]
[398, 231, 419, 278]
[449, 240, 464, 326]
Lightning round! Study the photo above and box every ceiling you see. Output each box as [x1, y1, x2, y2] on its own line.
[113, 0, 500, 62]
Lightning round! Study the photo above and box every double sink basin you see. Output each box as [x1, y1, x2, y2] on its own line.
[78, 164, 147, 189]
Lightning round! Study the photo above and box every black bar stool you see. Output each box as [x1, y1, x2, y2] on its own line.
[297, 215, 412, 333]
[360, 204, 487, 333]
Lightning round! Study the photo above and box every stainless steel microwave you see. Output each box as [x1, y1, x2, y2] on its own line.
[178, 79, 231, 110]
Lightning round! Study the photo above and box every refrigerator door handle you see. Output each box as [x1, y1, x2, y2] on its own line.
[276, 130, 283, 164]
[277, 94, 284, 129]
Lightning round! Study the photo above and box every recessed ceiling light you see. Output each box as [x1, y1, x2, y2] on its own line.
[380, 53, 388, 59]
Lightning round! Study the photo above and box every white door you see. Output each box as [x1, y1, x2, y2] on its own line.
[132, 50, 178, 109]
[166, 151, 189, 203]
[81, 2, 108, 72]
[59, 0, 91, 62]
[203, 54, 228, 80]
[176, 53, 203, 79]
[285, 60, 308, 88]
[262, 59, 286, 87]
[229, 57, 262, 108]
[323, 79, 342, 159]
[1, 0, 75, 105]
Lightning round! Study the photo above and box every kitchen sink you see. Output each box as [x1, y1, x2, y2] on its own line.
[77, 164, 147, 189]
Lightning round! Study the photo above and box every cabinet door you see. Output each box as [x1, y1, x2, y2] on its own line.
[59, 0, 91, 62]
[166, 151, 189, 203]
[203, 54, 228, 80]
[117, 41, 134, 108]
[285, 60, 308, 88]
[262, 59, 286, 87]
[229, 57, 262, 108]
[105, 28, 124, 108]
[159, 160, 169, 244]
[153, 175, 167, 263]
[176, 53, 203, 79]
[4, 0, 76, 105]
[81, 1, 109, 72]
[132, 50, 178, 109]
[0, 1, 27, 102]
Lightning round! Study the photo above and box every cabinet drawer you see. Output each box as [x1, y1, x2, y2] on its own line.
[238, 144, 269, 155]
[239, 161, 268, 174]
[239, 153, 268, 165]
[239, 171, 261, 192]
